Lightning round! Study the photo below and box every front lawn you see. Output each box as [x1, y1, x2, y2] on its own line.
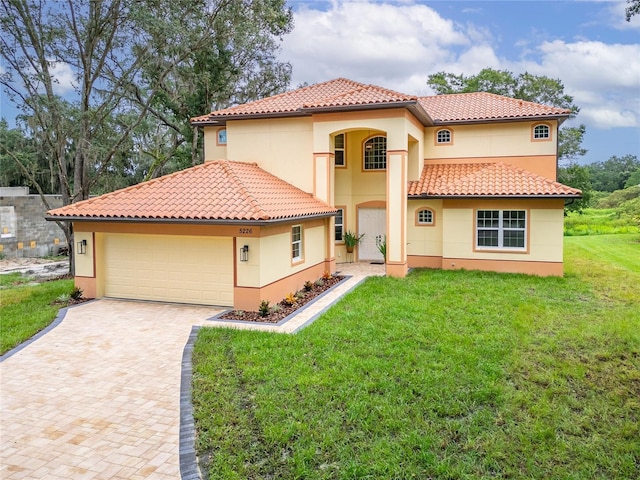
[193, 234, 640, 479]
[0, 273, 74, 355]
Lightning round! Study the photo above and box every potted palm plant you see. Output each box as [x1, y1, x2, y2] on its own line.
[343, 230, 364, 253]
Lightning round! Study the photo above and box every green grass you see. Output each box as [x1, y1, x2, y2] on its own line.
[0, 274, 74, 355]
[565, 208, 640, 236]
[193, 234, 640, 479]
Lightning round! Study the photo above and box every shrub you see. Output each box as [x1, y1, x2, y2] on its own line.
[597, 185, 640, 209]
[322, 271, 332, 281]
[56, 293, 70, 304]
[70, 286, 83, 301]
[304, 280, 314, 291]
[258, 300, 270, 317]
[283, 292, 296, 306]
[315, 279, 325, 287]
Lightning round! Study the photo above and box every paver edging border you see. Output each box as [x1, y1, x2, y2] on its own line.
[179, 325, 203, 480]
[0, 299, 98, 362]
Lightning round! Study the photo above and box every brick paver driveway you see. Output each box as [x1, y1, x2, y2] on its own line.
[1, 299, 223, 479]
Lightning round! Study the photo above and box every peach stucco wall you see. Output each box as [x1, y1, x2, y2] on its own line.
[440, 199, 565, 263]
[218, 118, 315, 193]
[73, 218, 332, 309]
[424, 121, 558, 159]
[406, 198, 566, 276]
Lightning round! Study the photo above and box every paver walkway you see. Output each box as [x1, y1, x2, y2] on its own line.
[0, 261, 383, 479]
[1, 300, 222, 480]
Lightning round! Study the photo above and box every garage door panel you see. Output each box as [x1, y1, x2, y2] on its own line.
[104, 234, 233, 306]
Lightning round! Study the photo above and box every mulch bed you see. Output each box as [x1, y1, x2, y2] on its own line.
[219, 275, 345, 323]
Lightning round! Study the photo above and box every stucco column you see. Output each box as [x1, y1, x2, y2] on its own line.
[386, 149, 408, 277]
[314, 151, 336, 273]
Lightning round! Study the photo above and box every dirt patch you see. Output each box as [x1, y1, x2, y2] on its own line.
[220, 275, 345, 323]
[0, 257, 70, 280]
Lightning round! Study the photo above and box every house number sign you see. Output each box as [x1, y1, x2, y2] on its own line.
[239, 228, 253, 234]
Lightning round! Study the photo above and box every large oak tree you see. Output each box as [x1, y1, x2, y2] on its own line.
[1, 0, 292, 270]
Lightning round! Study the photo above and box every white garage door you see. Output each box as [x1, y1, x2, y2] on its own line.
[104, 234, 233, 306]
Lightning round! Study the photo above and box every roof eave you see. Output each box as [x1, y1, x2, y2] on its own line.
[190, 111, 310, 126]
[45, 211, 337, 225]
[302, 100, 417, 115]
[408, 193, 582, 199]
[432, 113, 571, 125]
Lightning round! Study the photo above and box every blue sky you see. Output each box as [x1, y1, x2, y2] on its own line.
[280, 0, 640, 165]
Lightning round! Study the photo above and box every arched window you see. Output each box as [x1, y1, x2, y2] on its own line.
[436, 129, 452, 144]
[533, 124, 550, 140]
[363, 136, 387, 170]
[416, 208, 435, 226]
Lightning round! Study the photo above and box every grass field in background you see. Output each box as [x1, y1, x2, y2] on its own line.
[565, 208, 639, 236]
[193, 234, 640, 479]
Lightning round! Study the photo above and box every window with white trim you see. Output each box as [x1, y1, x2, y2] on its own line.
[292, 225, 303, 261]
[436, 129, 452, 144]
[363, 136, 386, 170]
[477, 210, 526, 249]
[533, 124, 550, 140]
[417, 208, 434, 225]
[334, 134, 345, 167]
[334, 208, 344, 242]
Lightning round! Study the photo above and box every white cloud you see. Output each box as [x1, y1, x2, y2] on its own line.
[281, 1, 473, 93]
[48, 61, 77, 95]
[517, 40, 640, 129]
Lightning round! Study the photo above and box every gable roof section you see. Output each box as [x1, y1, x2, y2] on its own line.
[408, 162, 582, 198]
[191, 78, 368, 123]
[46, 160, 337, 224]
[417, 92, 570, 123]
[191, 78, 571, 126]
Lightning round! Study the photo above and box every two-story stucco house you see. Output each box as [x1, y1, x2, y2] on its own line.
[47, 78, 581, 310]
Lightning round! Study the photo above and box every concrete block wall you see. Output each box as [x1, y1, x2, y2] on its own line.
[0, 192, 68, 258]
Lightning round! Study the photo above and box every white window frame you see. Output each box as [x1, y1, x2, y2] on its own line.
[417, 209, 434, 225]
[436, 129, 452, 144]
[476, 210, 527, 250]
[334, 208, 344, 242]
[363, 135, 387, 170]
[334, 133, 345, 167]
[533, 124, 550, 140]
[292, 225, 303, 262]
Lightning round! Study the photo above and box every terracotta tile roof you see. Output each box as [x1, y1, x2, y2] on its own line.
[47, 160, 337, 222]
[192, 78, 571, 125]
[191, 78, 367, 122]
[408, 162, 582, 198]
[417, 92, 570, 123]
[303, 84, 416, 109]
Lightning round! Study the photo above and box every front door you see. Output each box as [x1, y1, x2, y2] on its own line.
[358, 207, 386, 261]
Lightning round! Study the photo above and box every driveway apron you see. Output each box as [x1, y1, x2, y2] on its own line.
[1, 299, 222, 480]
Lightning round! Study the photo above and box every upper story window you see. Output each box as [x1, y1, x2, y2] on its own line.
[292, 225, 303, 262]
[334, 134, 345, 167]
[217, 128, 227, 145]
[416, 208, 434, 225]
[533, 124, 550, 140]
[436, 129, 452, 144]
[476, 210, 526, 250]
[363, 135, 386, 170]
[334, 208, 344, 241]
